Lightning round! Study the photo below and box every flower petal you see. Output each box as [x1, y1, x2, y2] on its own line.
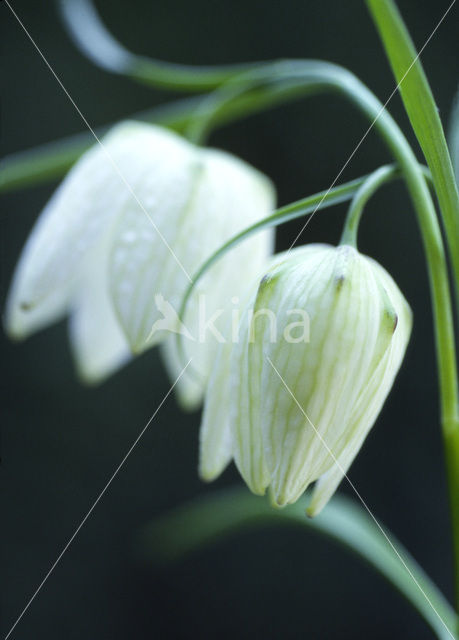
[252, 246, 399, 506]
[307, 260, 413, 516]
[307, 331, 409, 516]
[109, 139, 275, 384]
[159, 336, 204, 411]
[5, 121, 166, 339]
[199, 338, 234, 481]
[231, 293, 271, 495]
[68, 245, 131, 384]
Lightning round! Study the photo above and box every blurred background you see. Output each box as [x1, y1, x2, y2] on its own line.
[2, 1, 458, 638]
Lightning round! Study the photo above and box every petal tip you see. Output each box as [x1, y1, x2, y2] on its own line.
[306, 503, 320, 518]
[4, 310, 29, 341]
[198, 466, 219, 483]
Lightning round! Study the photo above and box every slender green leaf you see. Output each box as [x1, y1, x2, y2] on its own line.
[449, 90, 459, 181]
[366, 0, 459, 308]
[139, 487, 458, 640]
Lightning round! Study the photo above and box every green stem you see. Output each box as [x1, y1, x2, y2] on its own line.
[340, 164, 401, 247]
[184, 61, 332, 144]
[447, 428, 459, 619]
[58, 0, 257, 91]
[339, 163, 433, 247]
[185, 67, 321, 144]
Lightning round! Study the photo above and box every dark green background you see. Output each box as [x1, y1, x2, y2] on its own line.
[2, 1, 458, 638]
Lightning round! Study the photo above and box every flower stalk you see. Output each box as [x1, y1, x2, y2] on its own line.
[340, 164, 402, 247]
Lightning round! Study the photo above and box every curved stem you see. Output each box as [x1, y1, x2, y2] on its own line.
[339, 164, 433, 247]
[184, 65, 291, 144]
[340, 164, 402, 247]
[185, 61, 330, 144]
[58, 0, 258, 91]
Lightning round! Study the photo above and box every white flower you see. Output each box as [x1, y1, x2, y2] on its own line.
[5, 121, 275, 408]
[199, 243, 412, 515]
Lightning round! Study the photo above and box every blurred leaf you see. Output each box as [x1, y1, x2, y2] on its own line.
[139, 487, 458, 640]
[1, 80, 321, 194]
[0, 99, 199, 194]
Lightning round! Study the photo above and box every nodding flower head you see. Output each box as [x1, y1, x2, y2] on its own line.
[199, 243, 412, 515]
[5, 121, 275, 408]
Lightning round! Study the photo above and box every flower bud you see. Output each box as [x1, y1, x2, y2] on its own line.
[5, 121, 274, 407]
[199, 243, 412, 514]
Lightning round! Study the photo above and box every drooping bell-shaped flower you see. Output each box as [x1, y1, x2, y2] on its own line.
[5, 121, 275, 407]
[199, 243, 412, 515]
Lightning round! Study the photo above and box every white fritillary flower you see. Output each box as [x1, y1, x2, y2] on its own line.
[199, 243, 412, 515]
[5, 121, 275, 408]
